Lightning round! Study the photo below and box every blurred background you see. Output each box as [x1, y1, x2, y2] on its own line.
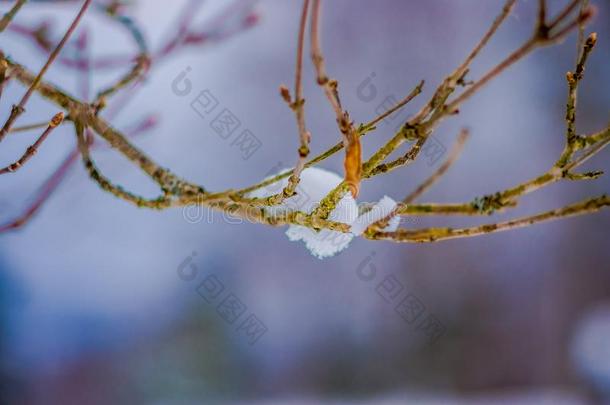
[0, 0, 609, 403]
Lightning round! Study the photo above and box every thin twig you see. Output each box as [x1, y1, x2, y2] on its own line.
[93, 5, 150, 107]
[310, 0, 342, 122]
[0, 0, 27, 33]
[369, 196, 610, 243]
[310, 0, 361, 198]
[547, 0, 581, 30]
[403, 129, 470, 205]
[365, 129, 469, 233]
[0, 148, 78, 232]
[293, 0, 311, 164]
[0, 0, 93, 143]
[410, 0, 517, 123]
[155, 0, 204, 60]
[446, 2, 593, 114]
[279, 0, 312, 201]
[367, 0, 593, 182]
[362, 80, 425, 131]
[0, 56, 8, 101]
[238, 79, 425, 201]
[577, 0, 590, 58]
[0, 112, 63, 175]
[538, 0, 547, 30]
[566, 134, 610, 171]
[394, 32, 607, 221]
[9, 121, 57, 133]
[1, 0, 608, 244]
[313, 0, 522, 218]
[0, 112, 158, 233]
[561, 31, 597, 164]
[73, 122, 172, 209]
[4, 57, 195, 195]
[6, 1, 257, 71]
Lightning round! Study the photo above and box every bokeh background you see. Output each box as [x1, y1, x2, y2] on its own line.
[1, 0, 609, 403]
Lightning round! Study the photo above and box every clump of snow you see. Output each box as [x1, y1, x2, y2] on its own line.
[249, 167, 357, 258]
[249, 167, 402, 259]
[350, 195, 401, 236]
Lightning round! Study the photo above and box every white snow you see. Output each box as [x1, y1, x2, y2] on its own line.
[350, 195, 401, 236]
[248, 167, 402, 258]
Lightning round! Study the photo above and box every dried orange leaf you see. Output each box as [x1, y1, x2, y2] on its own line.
[344, 131, 362, 198]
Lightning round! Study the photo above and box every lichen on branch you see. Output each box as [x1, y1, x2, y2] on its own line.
[0, 0, 608, 255]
